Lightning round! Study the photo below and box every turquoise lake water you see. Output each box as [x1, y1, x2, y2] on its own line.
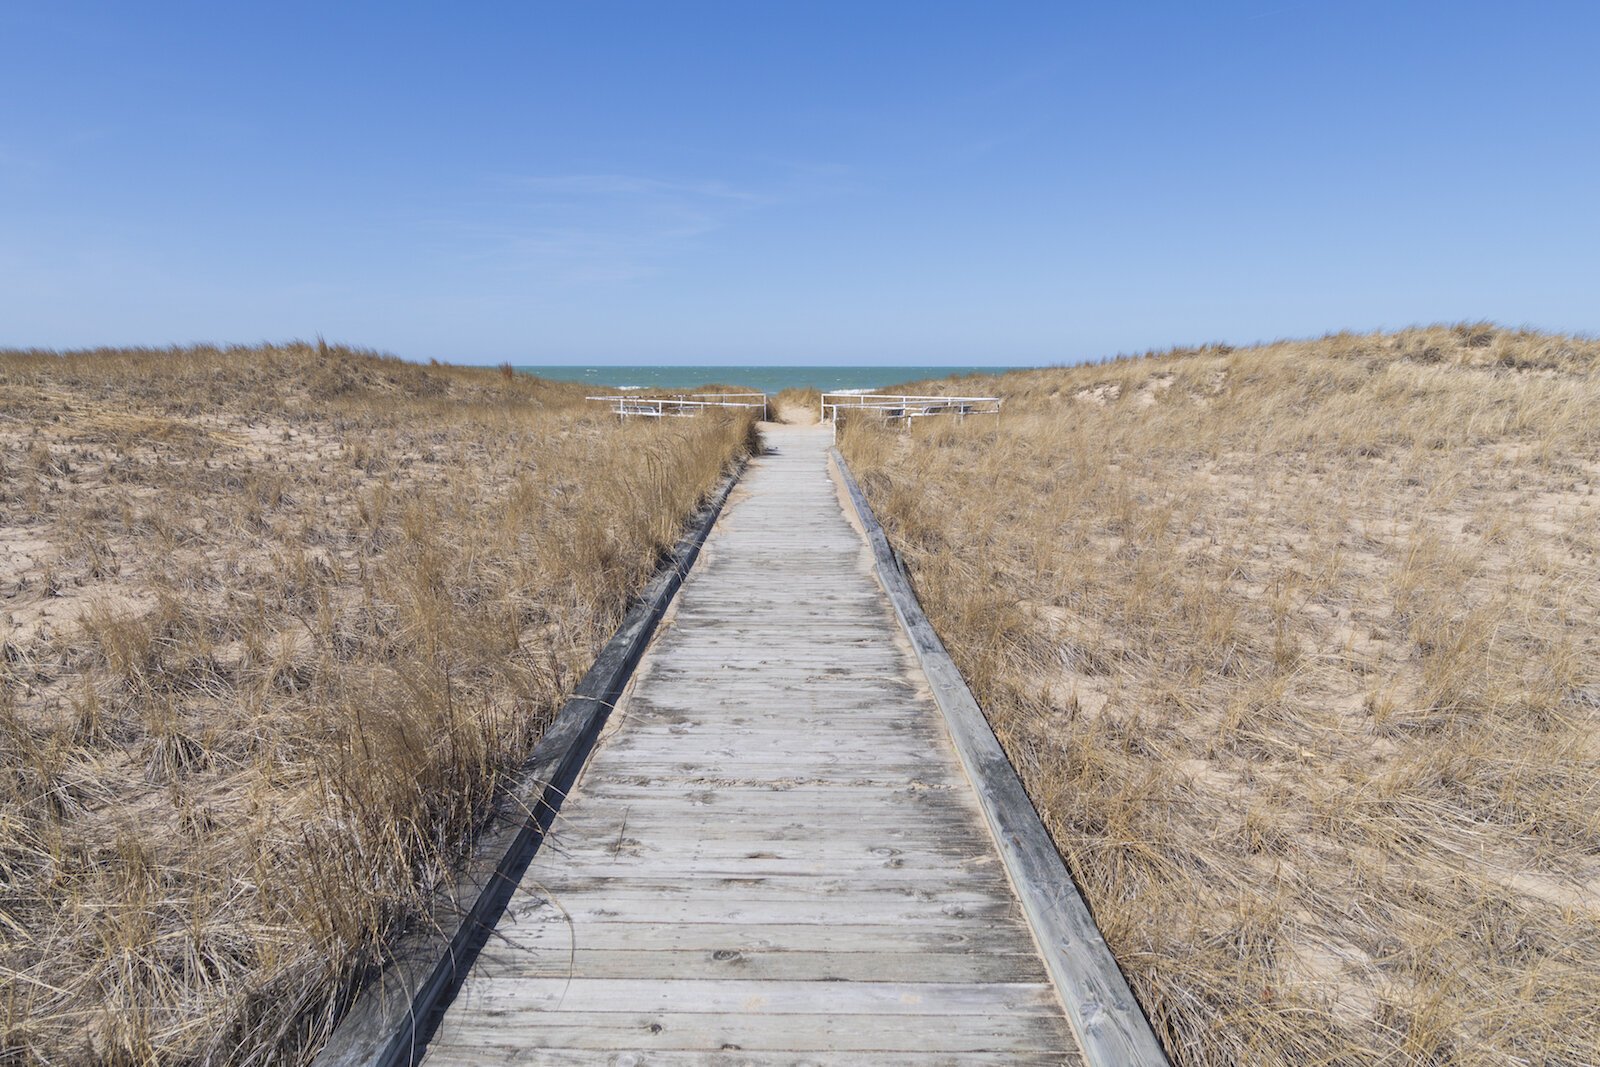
[515, 365, 1017, 394]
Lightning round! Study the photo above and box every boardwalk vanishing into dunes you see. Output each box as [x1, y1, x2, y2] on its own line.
[336, 423, 1161, 1066]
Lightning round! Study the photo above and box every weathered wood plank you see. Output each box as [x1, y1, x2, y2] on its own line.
[578, 762, 965, 780]
[466, 946, 1046, 982]
[524, 862, 1008, 884]
[526, 855, 1008, 879]
[447, 978, 1059, 1015]
[571, 782, 970, 799]
[543, 811, 994, 835]
[503, 897, 1018, 926]
[428, 1011, 1076, 1054]
[466, 920, 1039, 955]
[517, 876, 1008, 900]
[426, 1049, 1073, 1066]
[534, 840, 1006, 863]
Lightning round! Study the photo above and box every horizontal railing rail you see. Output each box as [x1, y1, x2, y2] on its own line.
[820, 392, 1001, 428]
[588, 393, 769, 420]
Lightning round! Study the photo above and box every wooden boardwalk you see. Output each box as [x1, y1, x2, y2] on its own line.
[421, 424, 1085, 1065]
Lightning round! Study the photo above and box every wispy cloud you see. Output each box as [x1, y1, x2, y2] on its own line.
[424, 170, 791, 284]
[512, 173, 769, 205]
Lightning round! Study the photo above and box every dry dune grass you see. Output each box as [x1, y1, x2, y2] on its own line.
[0, 343, 755, 1064]
[840, 325, 1600, 1065]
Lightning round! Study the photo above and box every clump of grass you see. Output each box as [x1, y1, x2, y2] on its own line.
[0, 342, 754, 1064]
[842, 324, 1600, 1065]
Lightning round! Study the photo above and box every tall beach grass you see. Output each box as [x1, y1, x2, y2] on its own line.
[0, 343, 755, 1063]
[841, 325, 1600, 1064]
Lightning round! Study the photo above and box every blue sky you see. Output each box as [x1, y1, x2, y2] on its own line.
[3, 2, 1596, 365]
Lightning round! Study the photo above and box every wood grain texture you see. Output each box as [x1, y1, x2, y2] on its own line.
[831, 446, 1169, 1066]
[414, 426, 1086, 1064]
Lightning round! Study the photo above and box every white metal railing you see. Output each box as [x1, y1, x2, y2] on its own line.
[820, 392, 1001, 429]
[588, 392, 769, 420]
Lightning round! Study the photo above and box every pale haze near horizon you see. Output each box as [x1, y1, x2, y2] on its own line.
[2, 1, 1596, 367]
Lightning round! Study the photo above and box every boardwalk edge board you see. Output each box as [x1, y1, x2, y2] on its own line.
[312, 460, 746, 1067]
[830, 447, 1171, 1067]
